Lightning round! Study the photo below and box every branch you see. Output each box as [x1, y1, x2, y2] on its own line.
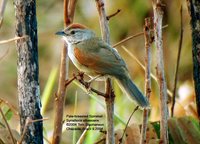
[106, 9, 121, 20]
[0, 36, 28, 44]
[119, 106, 139, 144]
[113, 25, 168, 48]
[95, 0, 114, 144]
[171, 5, 183, 117]
[0, 98, 19, 117]
[19, 117, 48, 144]
[68, 0, 77, 24]
[152, 0, 169, 143]
[0, 107, 15, 144]
[140, 17, 153, 144]
[52, 0, 77, 143]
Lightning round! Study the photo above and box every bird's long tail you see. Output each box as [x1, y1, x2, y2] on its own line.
[117, 75, 149, 108]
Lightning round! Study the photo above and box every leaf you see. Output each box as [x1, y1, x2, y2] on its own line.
[151, 121, 160, 138]
[168, 118, 185, 144]
[168, 117, 200, 144]
[177, 117, 200, 144]
[146, 123, 158, 143]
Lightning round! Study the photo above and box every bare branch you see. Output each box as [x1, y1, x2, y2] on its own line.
[0, 36, 28, 44]
[152, 0, 169, 143]
[140, 17, 153, 144]
[68, 0, 77, 24]
[171, 5, 183, 117]
[113, 25, 168, 48]
[0, 107, 15, 144]
[0, 98, 19, 117]
[19, 117, 48, 144]
[106, 9, 121, 20]
[95, 0, 114, 144]
[119, 106, 139, 144]
[52, 0, 77, 143]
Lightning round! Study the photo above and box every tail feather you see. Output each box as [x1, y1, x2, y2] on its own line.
[117, 75, 149, 108]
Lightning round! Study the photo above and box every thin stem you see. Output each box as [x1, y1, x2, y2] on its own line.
[19, 117, 48, 144]
[171, 5, 183, 117]
[0, 107, 15, 144]
[119, 106, 139, 144]
[106, 9, 121, 20]
[95, 0, 114, 144]
[152, 0, 169, 143]
[113, 25, 168, 48]
[140, 17, 152, 144]
[0, 36, 28, 44]
[52, 0, 77, 143]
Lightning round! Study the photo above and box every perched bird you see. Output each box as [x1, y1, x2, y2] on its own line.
[56, 23, 149, 108]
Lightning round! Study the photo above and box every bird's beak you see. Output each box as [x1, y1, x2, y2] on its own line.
[55, 30, 65, 36]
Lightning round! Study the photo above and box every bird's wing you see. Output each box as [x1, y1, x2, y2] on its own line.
[74, 38, 128, 76]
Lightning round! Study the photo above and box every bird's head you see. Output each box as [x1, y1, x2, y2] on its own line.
[56, 23, 96, 44]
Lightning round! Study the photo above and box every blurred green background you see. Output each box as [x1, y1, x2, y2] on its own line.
[0, 0, 197, 143]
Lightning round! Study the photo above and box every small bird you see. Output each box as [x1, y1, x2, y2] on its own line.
[56, 23, 149, 108]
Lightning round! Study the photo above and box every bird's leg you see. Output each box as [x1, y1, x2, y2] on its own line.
[88, 74, 103, 83]
[86, 74, 103, 93]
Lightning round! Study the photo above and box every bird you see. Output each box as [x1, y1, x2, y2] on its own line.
[56, 23, 149, 108]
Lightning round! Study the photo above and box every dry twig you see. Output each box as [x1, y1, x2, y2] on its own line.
[171, 6, 183, 117]
[140, 18, 153, 144]
[52, 0, 77, 143]
[0, 36, 28, 44]
[152, 0, 169, 143]
[95, 0, 115, 144]
[106, 9, 121, 20]
[19, 117, 48, 144]
[119, 106, 139, 144]
[0, 98, 19, 117]
[113, 25, 168, 48]
[0, 107, 15, 144]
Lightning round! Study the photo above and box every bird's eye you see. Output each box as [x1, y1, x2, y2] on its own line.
[70, 30, 75, 35]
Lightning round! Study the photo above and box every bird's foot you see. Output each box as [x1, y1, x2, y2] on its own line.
[85, 81, 92, 94]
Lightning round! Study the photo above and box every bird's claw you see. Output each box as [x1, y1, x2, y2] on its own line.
[85, 81, 92, 94]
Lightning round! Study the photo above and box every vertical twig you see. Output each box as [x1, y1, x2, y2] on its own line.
[171, 6, 183, 117]
[52, 0, 77, 143]
[0, 107, 15, 144]
[95, 0, 114, 144]
[0, 0, 7, 28]
[152, 0, 169, 143]
[140, 18, 152, 144]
